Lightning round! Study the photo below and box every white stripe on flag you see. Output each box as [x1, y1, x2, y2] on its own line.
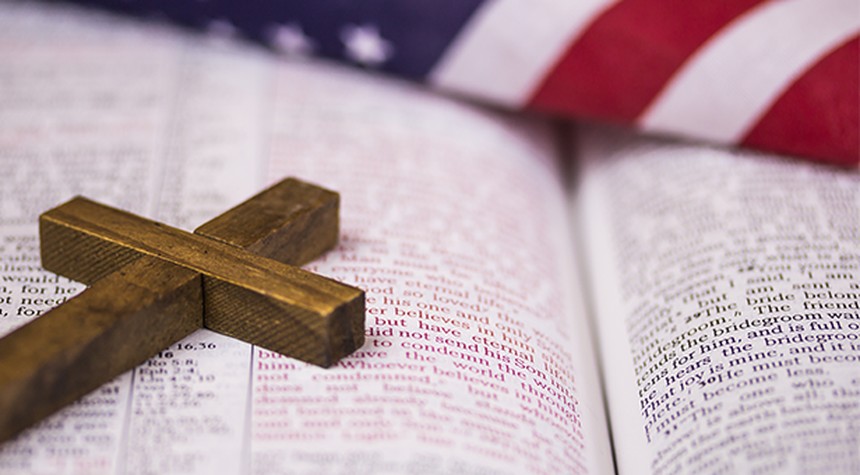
[428, 0, 616, 106]
[638, 0, 860, 143]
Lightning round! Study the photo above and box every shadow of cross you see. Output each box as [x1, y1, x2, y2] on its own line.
[0, 178, 365, 443]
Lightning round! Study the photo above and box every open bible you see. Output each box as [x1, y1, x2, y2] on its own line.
[0, 4, 857, 474]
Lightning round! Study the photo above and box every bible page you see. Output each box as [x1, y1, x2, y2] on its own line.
[578, 125, 860, 475]
[0, 3, 612, 474]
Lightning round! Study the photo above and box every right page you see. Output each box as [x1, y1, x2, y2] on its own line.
[577, 125, 860, 475]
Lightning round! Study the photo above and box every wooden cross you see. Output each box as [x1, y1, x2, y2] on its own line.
[0, 178, 365, 442]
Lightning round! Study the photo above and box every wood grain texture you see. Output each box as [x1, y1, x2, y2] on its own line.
[195, 177, 339, 266]
[0, 178, 365, 443]
[0, 257, 202, 442]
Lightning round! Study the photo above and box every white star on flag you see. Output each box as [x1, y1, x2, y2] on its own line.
[268, 23, 315, 56]
[340, 24, 393, 67]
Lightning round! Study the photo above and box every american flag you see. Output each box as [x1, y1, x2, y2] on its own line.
[67, 0, 859, 167]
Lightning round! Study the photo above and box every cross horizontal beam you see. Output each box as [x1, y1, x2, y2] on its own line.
[40, 194, 364, 365]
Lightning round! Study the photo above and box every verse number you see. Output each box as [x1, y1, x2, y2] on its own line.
[175, 342, 217, 351]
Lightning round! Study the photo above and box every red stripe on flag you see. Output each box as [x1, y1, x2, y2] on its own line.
[527, 0, 764, 122]
[742, 36, 859, 167]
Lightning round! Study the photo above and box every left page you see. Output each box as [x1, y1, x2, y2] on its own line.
[0, 3, 612, 474]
